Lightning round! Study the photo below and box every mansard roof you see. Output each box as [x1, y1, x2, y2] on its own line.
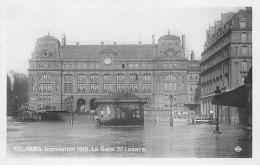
[98, 48, 117, 55]
[37, 35, 59, 42]
[59, 44, 157, 59]
[159, 34, 180, 41]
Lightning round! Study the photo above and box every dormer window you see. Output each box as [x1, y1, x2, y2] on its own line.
[239, 19, 246, 28]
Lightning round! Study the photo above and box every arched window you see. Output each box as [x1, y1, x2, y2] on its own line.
[77, 74, 86, 81]
[77, 74, 86, 93]
[38, 74, 52, 102]
[103, 74, 112, 81]
[116, 74, 125, 81]
[164, 74, 177, 92]
[143, 74, 151, 81]
[165, 74, 177, 81]
[30, 77, 36, 92]
[64, 74, 73, 93]
[130, 74, 138, 81]
[90, 74, 99, 81]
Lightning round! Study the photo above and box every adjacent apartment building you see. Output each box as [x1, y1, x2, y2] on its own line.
[28, 32, 200, 117]
[200, 7, 252, 124]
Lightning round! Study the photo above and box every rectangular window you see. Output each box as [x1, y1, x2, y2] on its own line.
[122, 64, 125, 68]
[82, 83, 86, 92]
[69, 83, 73, 93]
[77, 83, 81, 92]
[168, 83, 173, 91]
[31, 83, 35, 92]
[134, 83, 138, 92]
[142, 84, 146, 92]
[103, 83, 111, 92]
[56, 82, 58, 91]
[47, 83, 51, 93]
[64, 83, 68, 93]
[116, 83, 125, 91]
[157, 83, 160, 91]
[164, 83, 168, 91]
[147, 84, 151, 92]
[95, 83, 99, 91]
[242, 46, 247, 55]
[116, 84, 120, 91]
[181, 82, 184, 90]
[130, 83, 134, 91]
[241, 33, 247, 42]
[43, 83, 47, 93]
[239, 20, 246, 28]
[173, 83, 177, 91]
[242, 61, 248, 71]
[121, 83, 125, 91]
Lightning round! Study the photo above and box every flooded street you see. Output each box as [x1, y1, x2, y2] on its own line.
[7, 115, 251, 158]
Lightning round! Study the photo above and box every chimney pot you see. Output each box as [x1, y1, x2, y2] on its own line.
[182, 35, 185, 56]
[191, 50, 195, 61]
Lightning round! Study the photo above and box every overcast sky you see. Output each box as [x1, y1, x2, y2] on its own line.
[0, 0, 257, 75]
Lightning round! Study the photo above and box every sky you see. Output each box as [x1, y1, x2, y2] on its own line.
[0, 0, 257, 75]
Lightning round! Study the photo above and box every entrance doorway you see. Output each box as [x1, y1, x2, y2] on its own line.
[90, 98, 98, 111]
[77, 98, 86, 112]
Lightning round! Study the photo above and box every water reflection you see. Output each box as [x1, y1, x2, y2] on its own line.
[7, 116, 251, 158]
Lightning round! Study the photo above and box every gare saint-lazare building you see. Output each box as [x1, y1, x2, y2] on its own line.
[28, 31, 200, 119]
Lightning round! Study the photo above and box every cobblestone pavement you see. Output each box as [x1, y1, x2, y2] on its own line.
[7, 115, 252, 158]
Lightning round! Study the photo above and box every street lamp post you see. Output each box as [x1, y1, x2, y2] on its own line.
[213, 86, 221, 134]
[70, 95, 74, 126]
[14, 94, 18, 119]
[145, 97, 149, 125]
[169, 94, 173, 127]
[145, 96, 150, 125]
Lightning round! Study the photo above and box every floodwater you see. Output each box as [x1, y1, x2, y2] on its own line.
[7, 115, 252, 158]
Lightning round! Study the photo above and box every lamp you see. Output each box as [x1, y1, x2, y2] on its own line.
[214, 86, 221, 134]
[169, 94, 173, 127]
[15, 94, 18, 118]
[70, 95, 74, 103]
[145, 97, 149, 104]
[70, 95, 74, 126]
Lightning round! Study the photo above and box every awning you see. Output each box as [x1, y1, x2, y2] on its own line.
[212, 85, 247, 107]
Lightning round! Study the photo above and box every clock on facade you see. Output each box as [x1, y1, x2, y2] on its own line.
[165, 49, 176, 57]
[104, 58, 112, 64]
[42, 50, 52, 57]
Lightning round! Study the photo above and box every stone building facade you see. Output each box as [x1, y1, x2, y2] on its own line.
[200, 7, 252, 124]
[28, 32, 200, 117]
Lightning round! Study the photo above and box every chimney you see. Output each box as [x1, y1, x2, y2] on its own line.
[62, 33, 66, 46]
[113, 42, 117, 45]
[182, 35, 185, 56]
[139, 34, 142, 45]
[191, 51, 194, 61]
[152, 34, 155, 44]
[101, 41, 104, 45]
[246, 7, 252, 11]
[75, 42, 79, 45]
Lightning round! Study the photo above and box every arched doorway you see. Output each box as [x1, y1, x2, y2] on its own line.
[77, 98, 86, 112]
[63, 98, 71, 111]
[90, 98, 98, 110]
